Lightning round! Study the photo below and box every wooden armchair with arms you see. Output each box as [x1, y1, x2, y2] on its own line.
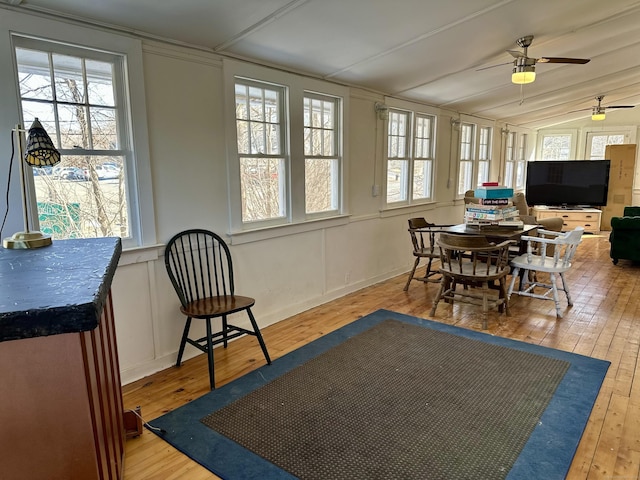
[430, 233, 516, 329]
[403, 217, 449, 291]
[507, 227, 584, 318]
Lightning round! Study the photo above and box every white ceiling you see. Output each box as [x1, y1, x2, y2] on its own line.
[5, 0, 640, 129]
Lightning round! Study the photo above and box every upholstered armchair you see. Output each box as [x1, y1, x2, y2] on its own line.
[609, 206, 640, 265]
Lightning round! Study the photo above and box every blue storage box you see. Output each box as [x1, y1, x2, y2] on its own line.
[474, 187, 514, 199]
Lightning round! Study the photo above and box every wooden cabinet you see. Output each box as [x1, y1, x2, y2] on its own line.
[0, 238, 124, 479]
[601, 144, 637, 231]
[534, 207, 602, 234]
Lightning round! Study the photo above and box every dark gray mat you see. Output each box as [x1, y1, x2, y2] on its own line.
[201, 319, 570, 479]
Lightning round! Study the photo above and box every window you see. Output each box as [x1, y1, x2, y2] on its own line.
[413, 114, 435, 201]
[504, 132, 515, 188]
[503, 131, 527, 190]
[477, 126, 492, 186]
[231, 69, 345, 233]
[13, 35, 148, 247]
[304, 93, 340, 214]
[515, 133, 527, 190]
[385, 108, 436, 205]
[386, 110, 410, 203]
[587, 133, 625, 159]
[235, 80, 287, 223]
[457, 122, 492, 196]
[539, 134, 572, 160]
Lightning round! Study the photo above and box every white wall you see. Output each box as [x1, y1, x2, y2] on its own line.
[0, 11, 511, 385]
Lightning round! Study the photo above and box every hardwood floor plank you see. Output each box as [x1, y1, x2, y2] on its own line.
[122, 233, 640, 479]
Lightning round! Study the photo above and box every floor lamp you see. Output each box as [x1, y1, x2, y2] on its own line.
[3, 118, 61, 249]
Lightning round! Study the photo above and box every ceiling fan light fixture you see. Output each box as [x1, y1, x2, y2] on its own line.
[512, 65, 536, 84]
[591, 108, 606, 121]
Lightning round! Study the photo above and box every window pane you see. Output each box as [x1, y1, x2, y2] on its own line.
[477, 160, 489, 186]
[240, 157, 285, 222]
[504, 163, 514, 188]
[35, 155, 128, 238]
[413, 159, 432, 200]
[414, 115, 433, 160]
[305, 158, 338, 213]
[388, 111, 409, 158]
[236, 82, 282, 157]
[16, 40, 132, 242]
[53, 54, 86, 104]
[90, 107, 118, 149]
[387, 159, 409, 203]
[304, 94, 340, 215]
[86, 59, 115, 107]
[589, 134, 624, 160]
[541, 135, 571, 160]
[458, 160, 473, 195]
[16, 48, 53, 101]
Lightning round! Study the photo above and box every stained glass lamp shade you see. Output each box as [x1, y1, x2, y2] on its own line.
[3, 118, 61, 249]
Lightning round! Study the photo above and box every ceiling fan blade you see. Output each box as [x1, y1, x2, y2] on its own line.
[537, 56, 590, 64]
[606, 105, 635, 109]
[507, 49, 524, 59]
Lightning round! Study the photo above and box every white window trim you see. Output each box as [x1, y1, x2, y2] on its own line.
[0, 9, 156, 250]
[535, 128, 579, 160]
[581, 126, 636, 159]
[455, 115, 494, 198]
[382, 97, 440, 209]
[222, 58, 350, 240]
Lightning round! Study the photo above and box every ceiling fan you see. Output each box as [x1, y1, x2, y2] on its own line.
[479, 35, 590, 84]
[570, 95, 635, 121]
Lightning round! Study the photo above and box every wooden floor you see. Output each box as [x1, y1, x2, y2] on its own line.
[122, 232, 640, 480]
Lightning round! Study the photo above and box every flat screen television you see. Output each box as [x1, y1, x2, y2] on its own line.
[525, 160, 611, 207]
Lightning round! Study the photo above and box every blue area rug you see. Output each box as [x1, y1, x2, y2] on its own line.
[150, 309, 609, 479]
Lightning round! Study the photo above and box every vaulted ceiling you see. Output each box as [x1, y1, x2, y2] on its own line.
[4, 0, 640, 129]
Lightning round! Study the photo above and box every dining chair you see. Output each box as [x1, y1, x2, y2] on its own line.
[507, 226, 584, 318]
[164, 229, 271, 389]
[430, 233, 516, 329]
[404, 217, 447, 291]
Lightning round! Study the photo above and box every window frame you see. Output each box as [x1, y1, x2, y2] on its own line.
[303, 91, 342, 217]
[503, 130, 528, 190]
[584, 126, 636, 159]
[456, 118, 493, 197]
[13, 36, 138, 243]
[223, 59, 349, 242]
[536, 129, 578, 160]
[1, 12, 155, 250]
[383, 102, 437, 207]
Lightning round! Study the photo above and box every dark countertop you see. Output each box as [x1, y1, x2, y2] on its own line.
[0, 237, 122, 342]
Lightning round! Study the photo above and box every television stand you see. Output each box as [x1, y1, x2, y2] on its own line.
[532, 206, 601, 234]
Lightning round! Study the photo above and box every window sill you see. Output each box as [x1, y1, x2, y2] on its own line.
[228, 215, 351, 245]
[380, 201, 438, 218]
[119, 243, 163, 266]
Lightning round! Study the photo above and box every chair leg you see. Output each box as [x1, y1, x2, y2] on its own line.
[481, 281, 489, 329]
[206, 318, 215, 389]
[507, 268, 519, 299]
[247, 308, 272, 365]
[549, 272, 563, 319]
[430, 280, 446, 316]
[559, 272, 573, 307]
[176, 317, 192, 367]
[222, 315, 229, 348]
[403, 257, 421, 291]
[500, 277, 510, 316]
